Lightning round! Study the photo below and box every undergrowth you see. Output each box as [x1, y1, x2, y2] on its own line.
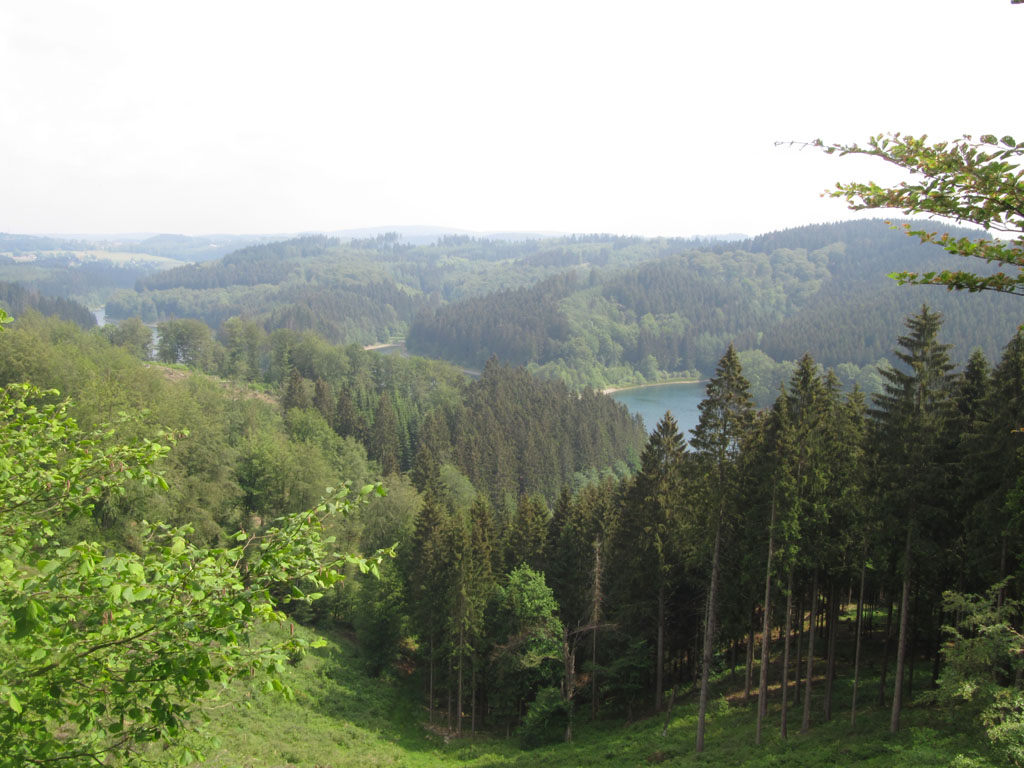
[165, 622, 1001, 768]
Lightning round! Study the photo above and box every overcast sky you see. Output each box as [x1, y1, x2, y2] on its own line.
[1, 1, 1020, 239]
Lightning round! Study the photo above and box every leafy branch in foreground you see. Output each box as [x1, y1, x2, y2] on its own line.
[815, 133, 1024, 294]
[0, 380, 388, 768]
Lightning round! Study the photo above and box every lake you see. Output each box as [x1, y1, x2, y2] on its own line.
[608, 381, 707, 437]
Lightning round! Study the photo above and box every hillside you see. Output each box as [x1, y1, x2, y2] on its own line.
[163, 620, 995, 768]
[408, 220, 1022, 391]
[78, 219, 1020, 393]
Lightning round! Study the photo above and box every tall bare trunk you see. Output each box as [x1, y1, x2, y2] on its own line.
[800, 569, 819, 734]
[780, 568, 794, 740]
[471, 660, 477, 735]
[655, 585, 665, 712]
[744, 608, 755, 703]
[756, 499, 776, 745]
[457, 625, 464, 737]
[447, 654, 453, 731]
[794, 595, 803, 706]
[851, 558, 867, 727]
[696, 522, 722, 753]
[824, 583, 839, 722]
[591, 538, 603, 720]
[891, 526, 913, 733]
[429, 636, 435, 725]
[878, 594, 894, 707]
[563, 626, 575, 743]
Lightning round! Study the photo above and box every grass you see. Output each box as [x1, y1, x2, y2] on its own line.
[165, 621, 1002, 768]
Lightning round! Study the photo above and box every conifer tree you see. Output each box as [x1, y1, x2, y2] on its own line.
[505, 495, 550, 572]
[690, 344, 754, 752]
[312, 377, 334, 427]
[612, 411, 687, 714]
[871, 305, 955, 733]
[334, 387, 366, 442]
[370, 391, 402, 476]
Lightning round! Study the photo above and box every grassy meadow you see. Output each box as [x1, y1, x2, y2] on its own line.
[171, 617, 998, 768]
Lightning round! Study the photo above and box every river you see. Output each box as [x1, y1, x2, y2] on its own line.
[608, 381, 707, 437]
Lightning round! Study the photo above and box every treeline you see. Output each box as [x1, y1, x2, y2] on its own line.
[407, 274, 575, 367]
[0, 281, 95, 328]
[135, 237, 342, 291]
[100, 230, 787, 354]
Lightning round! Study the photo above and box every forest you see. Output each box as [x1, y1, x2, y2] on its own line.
[3, 134, 1024, 766]
[43, 219, 1014, 395]
[2, 293, 1023, 766]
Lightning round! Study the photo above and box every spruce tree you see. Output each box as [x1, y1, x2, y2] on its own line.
[611, 411, 687, 714]
[871, 305, 955, 733]
[690, 344, 754, 752]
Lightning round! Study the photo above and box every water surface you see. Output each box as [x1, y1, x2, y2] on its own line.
[609, 381, 707, 437]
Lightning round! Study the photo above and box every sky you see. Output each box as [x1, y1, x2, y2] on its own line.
[1, 0, 1020, 239]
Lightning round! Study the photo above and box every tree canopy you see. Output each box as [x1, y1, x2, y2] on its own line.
[0, 338, 387, 767]
[817, 133, 1024, 294]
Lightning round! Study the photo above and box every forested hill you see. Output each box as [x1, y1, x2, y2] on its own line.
[407, 219, 1022, 392]
[93, 220, 1022, 393]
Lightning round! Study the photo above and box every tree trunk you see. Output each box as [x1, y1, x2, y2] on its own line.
[696, 522, 722, 753]
[447, 654, 453, 731]
[591, 537, 603, 720]
[655, 585, 665, 712]
[756, 500, 776, 745]
[794, 595, 803, 712]
[851, 558, 866, 727]
[744, 607, 755, 704]
[908, 593, 919, 703]
[824, 583, 839, 722]
[780, 568, 794, 740]
[429, 636, 435, 725]
[471, 659, 477, 735]
[563, 627, 575, 743]
[457, 625, 464, 737]
[891, 526, 913, 733]
[801, 569, 819, 734]
[878, 594, 894, 707]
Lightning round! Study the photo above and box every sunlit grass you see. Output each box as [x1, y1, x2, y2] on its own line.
[170, 621, 999, 768]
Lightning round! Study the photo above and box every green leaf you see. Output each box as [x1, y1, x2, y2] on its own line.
[8, 693, 22, 714]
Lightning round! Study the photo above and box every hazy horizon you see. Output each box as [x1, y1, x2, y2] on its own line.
[3, 1, 1020, 238]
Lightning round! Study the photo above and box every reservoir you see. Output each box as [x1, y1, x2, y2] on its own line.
[608, 381, 707, 437]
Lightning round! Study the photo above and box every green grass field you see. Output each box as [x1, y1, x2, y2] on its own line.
[167, 620, 1000, 768]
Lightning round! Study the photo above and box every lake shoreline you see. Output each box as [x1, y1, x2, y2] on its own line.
[600, 378, 704, 396]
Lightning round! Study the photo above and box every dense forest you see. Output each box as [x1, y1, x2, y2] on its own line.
[409, 221, 1020, 391]
[3, 296, 1024, 766]
[58, 219, 1017, 394]
[3, 204, 1024, 767]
